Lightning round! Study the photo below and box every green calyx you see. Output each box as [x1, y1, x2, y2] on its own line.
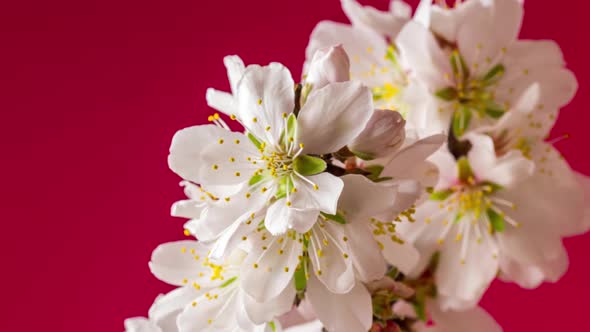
[293, 155, 327, 176]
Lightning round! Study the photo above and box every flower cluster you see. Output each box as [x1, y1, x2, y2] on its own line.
[125, 1, 590, 331]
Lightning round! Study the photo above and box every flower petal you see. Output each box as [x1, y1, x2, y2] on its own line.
[341, 0, 410, 39]
[149, 240, 218, 287]
[266, 198, 320, 235]
[429, 299, 502, 332]
[342, 219, 388, 282]
[176, 285, 239, 332]
[307, 278, 372, 332]
[124, 318, 162, 332]
[292, 173, 344, 215]
[297, 81, 373, 155]
[205, 88, 236, 117]
[395, 21, 451, 90]
[241, 230, 302, 302]
[435, 237, 499, 310]
[148, 287, 200, 332]
[338, 174, 400, 220]
[168, 125, 231, 183]
[236, 63, 294, 143]
[244, 279, 296, 325]
[382, 134, 445, 179]
[283, 320, 323, 332]
[224, 55, 245, 93]
[309, 221, 355, 293]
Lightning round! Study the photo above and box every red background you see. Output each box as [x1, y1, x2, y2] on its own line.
[1, 0, 588, 331]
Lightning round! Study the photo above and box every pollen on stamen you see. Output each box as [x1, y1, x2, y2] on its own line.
[282, 113, 287, 118]
[257, 98, 262, 105]
[230, 114, 237, 120]
[224, 197, 230, 202]
[261, 187, 268, 193]
[229, 157, 235, 162]
[437, 239, 444, 245]
[299, 143, 305, 148]
[313, 184, 319, 191]
[235, 172, 240, 177]
[212, 164, 219, 170]
[253, 263, 259, 269]
[252, 117, 258, 123]
[183, 229, 191, 236]
[218, 139, 224, 144]
[286, 201, 292, 207]
[284, 267, 289, 272]
[265, 126, 271, 131]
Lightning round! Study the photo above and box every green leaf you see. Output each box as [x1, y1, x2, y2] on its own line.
[247, 132, 262, 149]
[484, 102, 506, 119]
[483, 64, 505, 82]
[487, 208, 506, 232]
[321, 211, 347, 224]
[293, 155, 327, 176]
[430, 189, 453, 201]
[249, 173, 265, 186]
[219, 276, 237, 288]
[452, 107, 472, 137]
[294, 264, 307, 291]
[457, 157, 474, 182]
[350, 149, 376, 161]
[435, 86, 458, 101]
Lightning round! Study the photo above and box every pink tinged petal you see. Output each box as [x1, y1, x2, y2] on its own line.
[177, 286, 239, 332]
[205, 88, 236, 117]
[498, 255, 547, 289]
[382, 134, 445, 180]
[307, 278, 373, 332]
[148, 240, 213, 287]
[291, 173, 344, 215]
[429, 299, 502, 332]
[341, 0, 410, 39]
[338, 174, 401, 219]
[124, 317, 162, 332]
[241, 232, 302, 302]
[430, 0, 482, 42]
[168, 125, 231, 183]
[148, 287, 201, 332]
[435, 237, 499, 311]
[306, 45, 350, 90]
[305, 21, 390, 88]
[348, 109, 406, 159]
[297, 81, 373, 155]
[457, 0, 523, 74]
[342, 220, 387, 283]
[244, 279, 297, 325]
[309, 221, 355, 293]
[577, 172, 590, 233]
[198, 132, 259, 186]
[236, 63, 295, 142]
[395, 21, 452, 90]
[427, 149, 457, 190]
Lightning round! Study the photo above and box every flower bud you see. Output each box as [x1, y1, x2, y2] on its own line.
[306, 45, 350, 89]
[349, 110, 406, 160]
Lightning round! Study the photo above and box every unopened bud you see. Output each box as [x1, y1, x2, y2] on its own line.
[306, 45, 350, 89]
[349, 110, 406, 160]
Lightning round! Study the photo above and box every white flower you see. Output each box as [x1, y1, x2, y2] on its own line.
[412, 299, 501, 332]
[124, 315, 164, 332]
[340, 0, 412, 40]
[396, 0, 578, 137]
[305, 45, 350, 89]
[205, 55, 246, 118]
[148, 240, 289, 332]
[238, 174, 420, 302]
[399, 133, 589, 310]
[169, 61, 374, 246]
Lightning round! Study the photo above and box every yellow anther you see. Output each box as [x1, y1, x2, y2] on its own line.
[234, 139, 240, 144]
[257, 98, 262, 105]
[253, 263, 259, 269]
[212, 164, 219, 170]
[299, 143, 304, 148]
[230, 114, 237, 120]
[313, 184, 319, 191]
[235, 172, 240, 177]
[183, 229, 190, 236]
[218, 139, 224, 144]
[229, 157, 235, 162]
[286, 201, 292, 207]
[284, 267, 289, 272]
[252, 117, 258, 123]
[224, 197, 230, 202]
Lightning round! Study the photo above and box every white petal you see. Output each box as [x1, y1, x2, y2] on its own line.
[429, 299, 502, 332]
[149, 240, 217, 287]
[209, 212, 262, 261]
[241, 231, 303, 302]
[338, 174, 400, 219]
[378, 235, 420, 276]
[341, 0, 409, 39]
[236, 63, 294, 143]
[297, 81, 373, 154]
[283, 320, 323, 332]
[395, 21, 451, 90]
[199, 132, 259, 186]
[435, 237, 499, 310]
[309, 221, 355, 293]
[382, 134, 445, 179]
[124, 317, 162, 332]
[168, 125, 231, 183]
[307, 278, 372, 332]
[224, 55, 246, 93]
[176, 285, 239, 332]
[498, 255, 547, 289]
[466, 133, 534, 188]
[171, 199, 205, 219]
[457, 0, 523, 74]
[292, 173, 344, 215]
[206, 88, 236, 117]
[342, 219, 387, 282]
[266, 199, 320, 235]
[148, 287, 200, 332]
[244, 281, 296, 325]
